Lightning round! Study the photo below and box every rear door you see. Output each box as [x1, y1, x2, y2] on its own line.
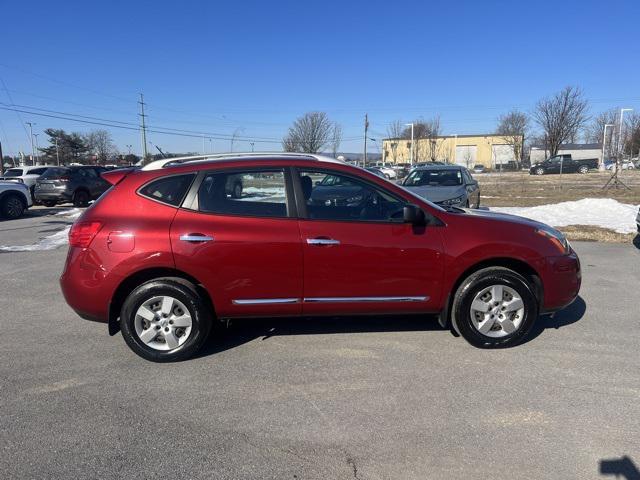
[170, 167, 303, 318]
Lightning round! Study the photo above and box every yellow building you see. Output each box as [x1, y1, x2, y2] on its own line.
[382, 134, 523, 168]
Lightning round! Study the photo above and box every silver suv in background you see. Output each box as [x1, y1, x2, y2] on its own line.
[401, 164, 481, 208]
[0, 165, 55, 199]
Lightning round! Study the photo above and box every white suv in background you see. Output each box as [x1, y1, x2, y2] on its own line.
[0, 181, 32, 219]
[0, 165, 55, 198]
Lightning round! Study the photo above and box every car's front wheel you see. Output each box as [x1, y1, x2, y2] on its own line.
[120, 279, 213, 362]
[451, 267, 538, 348]
[535, 167, 545, 175]
[73, 190, 90, 207]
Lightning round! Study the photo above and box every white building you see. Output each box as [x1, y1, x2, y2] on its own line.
[530, 143, 602, 163]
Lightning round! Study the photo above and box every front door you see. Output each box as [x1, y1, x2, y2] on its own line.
[294, 169, 445, 315]
[170, 168, 303, 318]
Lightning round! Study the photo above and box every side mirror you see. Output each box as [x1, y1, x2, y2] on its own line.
[403, 204, 426, 225]
[315, 181, 321, 186]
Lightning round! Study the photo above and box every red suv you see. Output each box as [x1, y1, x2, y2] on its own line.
[60, 154, 581, 362]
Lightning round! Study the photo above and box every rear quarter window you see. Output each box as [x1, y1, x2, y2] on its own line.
[139, 174, 195, 206]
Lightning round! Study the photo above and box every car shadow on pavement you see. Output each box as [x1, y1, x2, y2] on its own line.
[600, 456, 640, 480]
[523, 295, 587, 345]
[195, 314, 446, 359]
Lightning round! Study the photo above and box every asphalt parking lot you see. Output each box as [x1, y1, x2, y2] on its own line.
[1, 209, 639, 479]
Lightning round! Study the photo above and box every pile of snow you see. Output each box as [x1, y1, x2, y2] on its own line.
[491, 198, 639, 234]
[0, 226, 70, 252]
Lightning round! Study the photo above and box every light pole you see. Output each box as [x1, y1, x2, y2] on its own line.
[601, 123, 615, 170]
[452, 134, 458, 165]
[405, 123, 414, 165]
[25, 122, 36, 166]
[618, 108, 633, 157]
[33, 133, 39, 165]
[250, 142, 255, 152]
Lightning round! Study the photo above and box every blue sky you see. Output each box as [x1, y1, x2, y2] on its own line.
[1, 0, 639, 157]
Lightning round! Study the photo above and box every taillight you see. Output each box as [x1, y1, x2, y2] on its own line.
[69, 221, 103, 248]
[58, 176, 71, 182]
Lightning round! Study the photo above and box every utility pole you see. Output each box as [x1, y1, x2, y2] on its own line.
[126, 144, 132, 155]
[363, 113, 369, 167]
[55, 137, 60, 165]
[138, 93, 149, 165]
[250, 142, 255, 152]
[0, 140, 4, 176]
[33, 134, 39, 165]
[26, 122, 35, 166]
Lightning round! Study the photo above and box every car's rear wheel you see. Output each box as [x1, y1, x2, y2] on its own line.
[73, 190, 90, 207]
[120, 279, 212, 362]
[578, 165, 589, 174]
[451, 267, 538, 348]
[1, 194, 25, 219]
[535, 167, 545, 175]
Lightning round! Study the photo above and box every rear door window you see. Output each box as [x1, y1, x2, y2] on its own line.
[197, 170, 288, 218]
[139, 174, 195, 206]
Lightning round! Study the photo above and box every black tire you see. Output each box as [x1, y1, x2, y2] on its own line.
[1, 194, 25, 219]
[451, 267, 538, 348]
[535, 167, 545, 175]
[578, 165, 589, 174]
[120, 279, 213, 362]
[73, 190, 90, 207]
[43, 200, 56, 207]
[232, 182, 243, 199]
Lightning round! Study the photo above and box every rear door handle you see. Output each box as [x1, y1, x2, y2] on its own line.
[307, 238, 340, 246]
[180, 234, 214, 243]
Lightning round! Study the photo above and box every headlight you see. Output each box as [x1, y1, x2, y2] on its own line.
[536, 225, 570, 254]
[440, 195, 465, 206]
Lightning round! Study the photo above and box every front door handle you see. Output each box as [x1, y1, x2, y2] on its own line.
[180, 234, 214, 243]
[307, 238, 340, 246]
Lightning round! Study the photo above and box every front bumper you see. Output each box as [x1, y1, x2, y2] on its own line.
[541, 250, 581, 312]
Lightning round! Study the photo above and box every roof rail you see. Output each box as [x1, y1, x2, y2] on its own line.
[141, 152, 341, 171]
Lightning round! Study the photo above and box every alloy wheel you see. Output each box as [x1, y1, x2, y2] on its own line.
[469, 284, 525, 338]
[134, 296, 193, 351]
[4, 197, 24, 218]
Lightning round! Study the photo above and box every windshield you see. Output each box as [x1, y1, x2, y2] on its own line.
[40, 168, 69, 179]
[3, 169, 23, 177]
[404, 169, 462, 187]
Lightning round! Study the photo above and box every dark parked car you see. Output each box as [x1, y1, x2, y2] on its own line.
[60, 153, 580, 362]
[34, 166, 111, 207]
[472, 164, 486, 174]
[529, 155, 598, 175]
[401, 165, 481, 208]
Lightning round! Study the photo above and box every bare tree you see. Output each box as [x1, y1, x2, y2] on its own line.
[533, 86, 589, 157]
[385, 120, 404, 163]
[584, 108, 617, 159]
[623, 112, 640, 157]
[402, 117, 443, 162]
[282, 112, 333, 153]
[330, 122, 342, 158]
[496, 109, 528, 166]
[84, 129, 115, 164]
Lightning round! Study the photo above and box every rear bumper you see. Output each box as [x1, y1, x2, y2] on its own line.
[34, 190, 73, 203]
[541, 250, 581, 312]
[60, 247, 117, 324]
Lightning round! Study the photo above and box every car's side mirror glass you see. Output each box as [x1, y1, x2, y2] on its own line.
[403, 204, 426, 225]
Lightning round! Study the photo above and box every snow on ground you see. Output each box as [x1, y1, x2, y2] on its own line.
[0, 226, 70, 252]
[491, 198, 639, 234]
[54, 208, 83, 220]
[0, 208, 81, 252]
